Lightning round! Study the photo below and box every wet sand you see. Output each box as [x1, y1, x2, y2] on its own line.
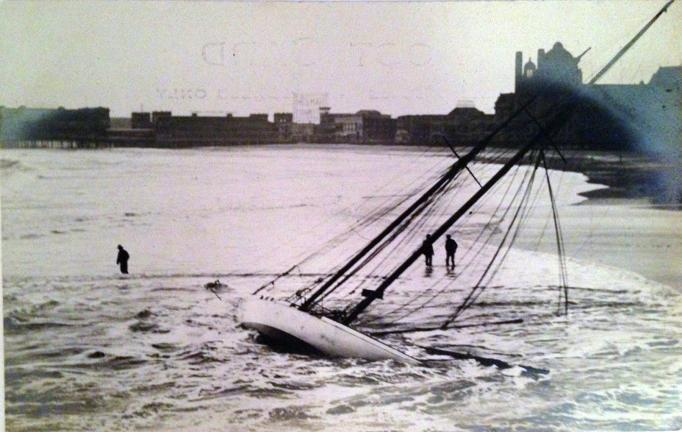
[478, 148, 681, 288]
[546, 150, 680, 206]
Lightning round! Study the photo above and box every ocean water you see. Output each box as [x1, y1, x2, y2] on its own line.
[2, 145, 681, 431]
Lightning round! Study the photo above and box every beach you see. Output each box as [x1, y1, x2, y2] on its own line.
[2, 145, 680, 431]
[477, 147, 682, 288]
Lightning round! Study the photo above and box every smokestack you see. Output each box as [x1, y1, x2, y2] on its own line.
[515, 51, 523, 92]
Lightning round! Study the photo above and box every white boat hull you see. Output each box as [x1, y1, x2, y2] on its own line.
[238, 297, 420, 364]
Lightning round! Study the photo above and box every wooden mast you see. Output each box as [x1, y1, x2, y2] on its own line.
[342, 107, 570, 324]
[299, 96, 539, 311]
[342, 0, 676, 324]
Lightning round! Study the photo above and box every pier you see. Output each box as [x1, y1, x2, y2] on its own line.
[2, 139, 114, 149]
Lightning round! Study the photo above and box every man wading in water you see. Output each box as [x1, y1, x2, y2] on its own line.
[116, 245, 130, 274]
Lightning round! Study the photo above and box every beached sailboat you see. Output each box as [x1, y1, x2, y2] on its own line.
[239, 297, 420, 363]
[238, 1, 675, 363]
[238, 108, 552, 364]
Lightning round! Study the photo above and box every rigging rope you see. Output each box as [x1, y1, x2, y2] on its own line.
[359, 144, 537, 327]
[253, 150, 452, 297]
[541, 150, 570, 315]
[301, 0, 677, 323]
[371, 162, 530, 326]
[313, 168, 463, 306]
[323, 150, 516, 312]
[442, 148, 544, 328]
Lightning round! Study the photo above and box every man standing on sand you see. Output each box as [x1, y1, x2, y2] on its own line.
[422, 234, 434, 268]
[116, 245, 130, 274]
[445, 234, 458, 268]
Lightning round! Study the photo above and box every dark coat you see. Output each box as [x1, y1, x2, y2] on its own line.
[445, 238, 458, 254]
[422, 241, 434, 257]
[117, 249, 130, 264]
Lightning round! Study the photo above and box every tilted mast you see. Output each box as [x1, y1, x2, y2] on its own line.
[342, 106, 572, 324]
[299, 96, 539, 311]
[342, 0, 675, 324]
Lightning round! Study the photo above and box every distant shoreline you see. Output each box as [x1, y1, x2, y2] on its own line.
[3, 142, 679, 209]
[476, 148, 681, 210]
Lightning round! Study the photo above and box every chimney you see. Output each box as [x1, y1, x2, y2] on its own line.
[515, 51, 523, 92]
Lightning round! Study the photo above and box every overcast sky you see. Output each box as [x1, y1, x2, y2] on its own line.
[1, 1, 680, 118]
